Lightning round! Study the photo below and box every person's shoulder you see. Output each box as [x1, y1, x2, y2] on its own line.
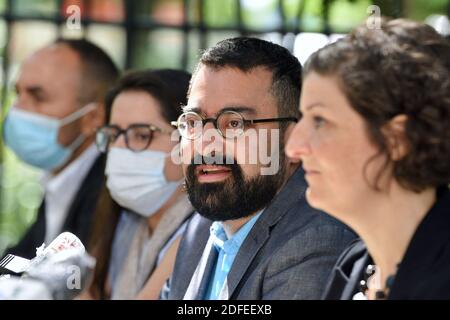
[264, 201, 358, 263]
[320, 238, 368, 300]
[332, 238, 367, 270]
[273, 218, 358, 257]
[277, 197, 357, 240]
[178, 212, 212, 249]
[185, 212, 212, 232]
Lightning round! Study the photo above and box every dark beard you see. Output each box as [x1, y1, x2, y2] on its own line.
[185, 154, 286, 222]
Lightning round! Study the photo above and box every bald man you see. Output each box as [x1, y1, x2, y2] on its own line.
[3, 39, 119, 258]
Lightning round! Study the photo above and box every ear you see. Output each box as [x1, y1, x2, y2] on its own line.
[80, 102, 106, 137]
[382, 114, 409, 161]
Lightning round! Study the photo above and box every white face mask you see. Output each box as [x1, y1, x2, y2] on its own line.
[105, 147, 182, 217]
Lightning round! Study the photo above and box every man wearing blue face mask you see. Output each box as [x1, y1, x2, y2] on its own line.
[4, 102, 97, 171]
[2, 39, 119, 259]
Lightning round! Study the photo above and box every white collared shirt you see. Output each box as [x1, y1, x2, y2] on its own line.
[40, 143, 100, 244]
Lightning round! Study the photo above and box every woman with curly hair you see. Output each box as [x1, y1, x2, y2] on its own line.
[286, 19, 450, 299]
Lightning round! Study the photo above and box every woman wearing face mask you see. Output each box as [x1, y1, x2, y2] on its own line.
[286, 19, 450, 299]
[83, 69, 192, 300]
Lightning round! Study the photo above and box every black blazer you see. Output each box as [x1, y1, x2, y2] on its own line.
[4, 154, 106, 259]
[323, 186, 450, 300]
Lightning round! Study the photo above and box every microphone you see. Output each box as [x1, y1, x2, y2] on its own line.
[0, 232, 96, 300]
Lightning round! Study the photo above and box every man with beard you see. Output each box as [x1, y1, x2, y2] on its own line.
[160, 37, 356, 300]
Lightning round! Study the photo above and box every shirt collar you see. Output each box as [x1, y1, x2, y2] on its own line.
[210, 210, 263, 255]
[41, 143, 99, 195]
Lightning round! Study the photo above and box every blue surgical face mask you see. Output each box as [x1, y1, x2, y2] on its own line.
[3, 103, 97, 171]
[105, 147, 182, 218]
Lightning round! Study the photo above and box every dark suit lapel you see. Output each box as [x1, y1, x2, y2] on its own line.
[181, 235, 218, 300]
[195, 244, 219, 299]
[341, 253, 370, 299]
[170, 215, 212, 299]
[226, 223, 270, 299]
[227, 168, 307, 298]
[5, 199, 46, 259]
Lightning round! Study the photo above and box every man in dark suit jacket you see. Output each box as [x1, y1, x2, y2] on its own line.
[163, 168, 356, 299]
[3, 39, 119, 259]
[5, 155, 106, 259]
[161, 37, 356, 300]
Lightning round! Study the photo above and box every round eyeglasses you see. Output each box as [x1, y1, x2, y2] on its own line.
[95, 124, 172, 153]
[171, 110, 298, 140]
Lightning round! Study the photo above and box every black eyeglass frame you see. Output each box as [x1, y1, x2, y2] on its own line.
[96, 123, 173, 153]
[171, 110, 298, 139]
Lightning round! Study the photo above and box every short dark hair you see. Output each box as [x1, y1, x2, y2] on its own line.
[54, 38, 120, 105]
[104, 69, 191, 124]
[196, 37, 302, 121]
[304, 18, 450, 192]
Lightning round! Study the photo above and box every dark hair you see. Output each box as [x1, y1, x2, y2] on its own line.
[88, 69, 191, 299]
[54, 38, 120, 105]
[87, 183, 119, 300]
[196, 37, 302, 121]
[304, 18, 450, 192]
[104, 69, 191, 124]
